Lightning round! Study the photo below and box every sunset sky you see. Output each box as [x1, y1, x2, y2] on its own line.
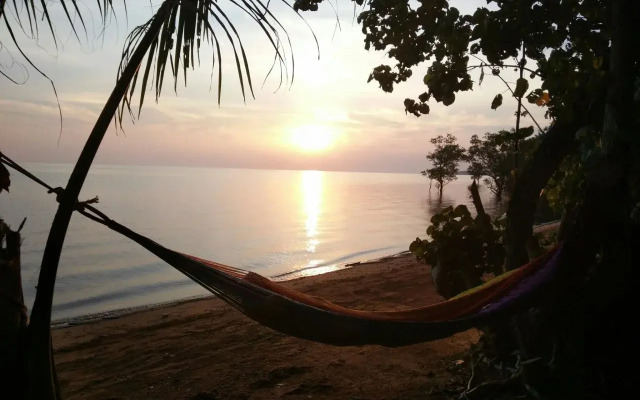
[0, 1, 547, 173]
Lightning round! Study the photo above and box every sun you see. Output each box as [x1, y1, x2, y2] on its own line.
[290, 124, 336, 152]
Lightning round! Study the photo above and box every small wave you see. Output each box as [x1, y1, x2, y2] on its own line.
[55, 260, 167, 282]
[271, 246, 396, 280]
[52, 279, 196, 314]
[52, 293, 213, 327]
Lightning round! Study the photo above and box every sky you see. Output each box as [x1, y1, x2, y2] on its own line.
[0, 1, 548, 173]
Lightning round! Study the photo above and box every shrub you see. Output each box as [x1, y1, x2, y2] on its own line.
[409, 205, 505, 299]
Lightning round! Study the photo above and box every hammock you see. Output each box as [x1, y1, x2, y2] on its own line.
[1, 154, 563, 347]
[75, 205, 562, 347]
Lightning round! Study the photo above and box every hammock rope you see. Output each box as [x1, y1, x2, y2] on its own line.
[0, 153, 563, 346]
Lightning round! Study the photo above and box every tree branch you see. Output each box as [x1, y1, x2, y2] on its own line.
[471, 54, 544, 133]
[493, 72, 544, 134]
[0, 0, 6, 21]
[468, 63, 541, 78]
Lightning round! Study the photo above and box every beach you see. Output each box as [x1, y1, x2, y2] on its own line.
[53, 253, 479, 400]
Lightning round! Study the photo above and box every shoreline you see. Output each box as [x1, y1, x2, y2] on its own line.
[51, 250, 413, 329]
[53, 250, 479, 400]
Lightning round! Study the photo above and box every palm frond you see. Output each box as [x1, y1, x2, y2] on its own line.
[1, 1, 115, 45]
[118, 0, 302, 126]
[0, 1, 117, 89]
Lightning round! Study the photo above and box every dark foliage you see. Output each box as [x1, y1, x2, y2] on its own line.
[410, 205, 504, 299]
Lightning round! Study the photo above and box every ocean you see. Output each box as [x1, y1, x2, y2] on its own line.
[0, 164, 505, 321]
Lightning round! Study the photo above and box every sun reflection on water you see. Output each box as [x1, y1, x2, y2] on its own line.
[300, 170, 324, 256]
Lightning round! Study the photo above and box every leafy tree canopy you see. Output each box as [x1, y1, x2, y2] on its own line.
[421, 133, 466, 196]
[295, 0, 630, 125]
[468, 130, 519, 199]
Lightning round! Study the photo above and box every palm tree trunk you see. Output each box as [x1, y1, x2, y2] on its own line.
[25, 3, 172, 398]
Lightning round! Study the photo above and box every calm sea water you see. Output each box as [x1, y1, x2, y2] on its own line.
[0, 164, 504, 321]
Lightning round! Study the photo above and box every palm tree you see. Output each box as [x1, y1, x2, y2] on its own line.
[1, 2, 301, 398]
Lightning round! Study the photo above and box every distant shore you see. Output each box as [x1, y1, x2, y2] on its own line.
[53, 252, 478, 400]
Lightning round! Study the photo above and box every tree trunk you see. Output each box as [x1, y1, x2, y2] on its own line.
[25, 4, 172, 399]
[494, 179, 503, 201]
[502, 2, 639, 397]
[469, 180, 485, 216]
[570, 1, 638, 393]
[503, 119, 583, 269]
[469, 180, 492, 234]
[0, 220, 27, 398]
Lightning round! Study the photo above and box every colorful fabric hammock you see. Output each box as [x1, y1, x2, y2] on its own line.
[0, 154, 563, 347]
[78, 204, 562, 347]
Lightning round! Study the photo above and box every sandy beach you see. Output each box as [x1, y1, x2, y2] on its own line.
[53, 253, 479, 400]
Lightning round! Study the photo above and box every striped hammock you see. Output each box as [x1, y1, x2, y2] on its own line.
[80, 205, 562, 347]
[1, 153, 563, 347]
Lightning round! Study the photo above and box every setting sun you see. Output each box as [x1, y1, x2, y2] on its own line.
[290, 124, 336, 152]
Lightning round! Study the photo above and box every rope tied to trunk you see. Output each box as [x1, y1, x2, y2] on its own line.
[1, 151, 99, 210]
